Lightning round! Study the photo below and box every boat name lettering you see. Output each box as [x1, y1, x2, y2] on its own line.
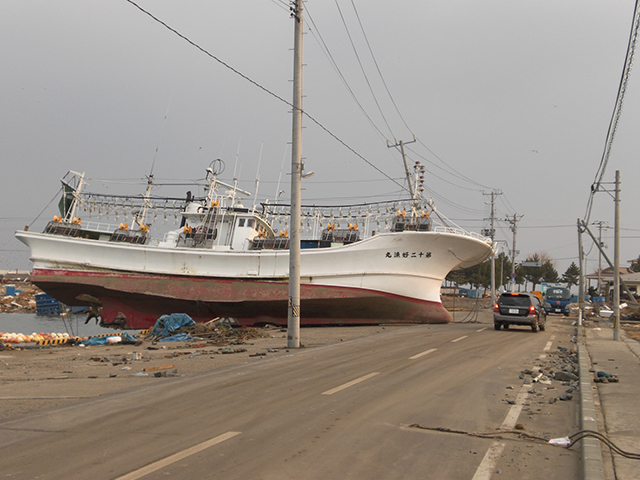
[385, 251, 432, 259]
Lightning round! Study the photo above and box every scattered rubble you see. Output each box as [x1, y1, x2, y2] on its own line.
[509, 342, 580, 409]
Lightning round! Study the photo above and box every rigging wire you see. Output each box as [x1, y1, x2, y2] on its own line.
[583, 0, 640, 224]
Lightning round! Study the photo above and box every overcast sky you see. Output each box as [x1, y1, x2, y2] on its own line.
[1, 0, 639, 279]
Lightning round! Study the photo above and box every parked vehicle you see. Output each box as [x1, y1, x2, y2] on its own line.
[544, 286, 571, 316]
[494, 292, 547, 332]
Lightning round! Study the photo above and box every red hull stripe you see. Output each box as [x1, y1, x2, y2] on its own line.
[30, 268, 451, 329]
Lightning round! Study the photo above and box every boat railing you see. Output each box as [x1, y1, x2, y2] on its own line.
[433, 226, 492, 244]
[79, 220, 120, 234]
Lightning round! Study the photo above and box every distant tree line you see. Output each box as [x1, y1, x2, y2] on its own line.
[446, 252, 581, 292]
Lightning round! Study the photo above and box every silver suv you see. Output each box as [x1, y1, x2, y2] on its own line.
[494, 292, 546, 332]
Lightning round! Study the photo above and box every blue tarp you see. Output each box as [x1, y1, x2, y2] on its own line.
[148, 313, 195, 338]
[158, 333, 193, 342]
[81, 332, 138, 346]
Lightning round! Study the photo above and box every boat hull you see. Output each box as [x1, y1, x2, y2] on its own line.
[31, 269, 452, 328]
[16, 229, 492, 329]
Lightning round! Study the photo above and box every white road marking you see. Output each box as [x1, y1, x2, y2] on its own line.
[472, 355, 545, 480]
[476, 327, 488, 332]
[409, 348, 437, 360]
[451, 335, 468, 343]
[543, 341, 553, 352]
[321, 372, 380, 395]
[471, 442, 506, 480]
[501, 384, 530, 430]
[115, 431, 241, 480]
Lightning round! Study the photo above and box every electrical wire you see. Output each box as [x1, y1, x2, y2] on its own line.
[583, 0, 640, 224]
[349, 0, 414, 139]
[305, 6, 390, 142]
[567, 430, 640, 459]
[334, 0, 395, 139]
[123, 0, 407, 194]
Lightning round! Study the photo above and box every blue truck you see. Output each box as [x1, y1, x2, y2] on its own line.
[543, 286, 572, 316]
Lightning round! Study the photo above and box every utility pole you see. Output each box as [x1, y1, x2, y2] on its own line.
[593, 221, 606, 296]
[483, 189, 502, 305]
[504, 214, 523, 292]
[388, 136, 418, 212]
[287, 0, 303, 349]
[613, 170, 621, 341]
[577, 219, 585, 326]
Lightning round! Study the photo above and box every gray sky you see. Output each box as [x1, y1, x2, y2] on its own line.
[1, 0, 639, 279]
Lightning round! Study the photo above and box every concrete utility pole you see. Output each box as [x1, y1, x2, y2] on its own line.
[483, 189, 502, 304]
[613, 170, 621, 341]
[593, 221, 606, 296]
[287, 0, 303, 349]
[387, 136, 418, 212]
[504, 214, 523, 292]
[577, 219, 585, 327]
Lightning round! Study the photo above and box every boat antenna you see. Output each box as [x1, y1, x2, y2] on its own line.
[232, 138, 241, 180]
[252, 143, 264, 212]
[150, 93, 173, 178]
[274, 144, 288, 205]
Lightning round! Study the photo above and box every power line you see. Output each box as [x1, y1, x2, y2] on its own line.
[305, 6, 389, 141]
[334, 0, 395, 139]
[584, 0, 640, 223]
[123, 0, 406, 193]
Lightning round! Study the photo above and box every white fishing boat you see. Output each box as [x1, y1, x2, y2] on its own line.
[15, 3, 493, 330]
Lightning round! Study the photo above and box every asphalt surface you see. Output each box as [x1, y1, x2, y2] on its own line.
[579, 318, 640, 480]
[1, 314, 588, 480]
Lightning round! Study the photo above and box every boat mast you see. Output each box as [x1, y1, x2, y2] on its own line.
[288, 0, 303, 349]
[65, 171, 86, 222]
[134, 174, 154, 229]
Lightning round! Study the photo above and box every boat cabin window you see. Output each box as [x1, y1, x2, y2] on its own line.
[238, 219, 245, 227]
[247, 219, 254, 228]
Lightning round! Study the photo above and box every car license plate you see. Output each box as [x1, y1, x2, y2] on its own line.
[508, 308, 519, 314]
[554, 309, 562, 313]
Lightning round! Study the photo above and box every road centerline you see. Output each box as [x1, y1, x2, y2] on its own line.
[409, 348, 437, 360]
[451, 335, 468, 343]
[321, 372, 380, 395]
[114, 431, 241, 480]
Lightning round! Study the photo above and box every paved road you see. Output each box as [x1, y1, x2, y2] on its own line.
[0, 317, 580, 479]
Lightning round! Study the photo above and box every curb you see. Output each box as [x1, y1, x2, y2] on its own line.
[577, 326, 605, 480]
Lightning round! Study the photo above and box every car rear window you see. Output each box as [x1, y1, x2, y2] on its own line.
[498, 295, 531, 307]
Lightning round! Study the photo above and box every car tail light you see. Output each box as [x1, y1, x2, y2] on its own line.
[529, 305, 536, 314]
[494, 303, 499, 312]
